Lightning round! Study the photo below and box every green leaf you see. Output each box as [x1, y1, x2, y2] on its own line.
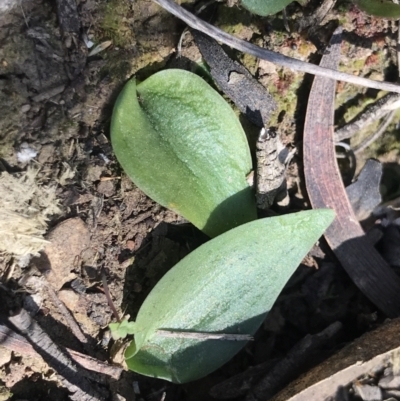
[109, 320, 137, 340]
[240, 0, 296, 16]
[124, 209, 335, 383]
[111, 69, 257, 238]
[354, 0, 400, 18]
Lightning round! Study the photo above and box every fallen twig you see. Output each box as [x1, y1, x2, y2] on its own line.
[152, 0, 400, 93]
[335, 93, 400, 141]
[269, 318, 400, 401]
[45, 282, 88, 344]
[8, 309, 105, 401]
[247, 322, 343, 401]
[303, 28, 400, 317]
[0, 321, 123, 380]
[101, 269, 120, 322]
[295, 0, 337, 32]
[353, 110, 395, 154]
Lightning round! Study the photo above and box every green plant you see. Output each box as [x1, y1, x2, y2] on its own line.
[353, 0, 400, 18]
[240, 0, 306, 16]
[239, 0, 400, 19]
[110, 68, 334, 383]
[111, 69, 257, 238]
[110, 209, 334, 383]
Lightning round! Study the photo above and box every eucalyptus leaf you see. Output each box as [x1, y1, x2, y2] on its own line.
[117, 209, 334, 383]
[111, 69, 257, 238]
[354, 0, 400, 18]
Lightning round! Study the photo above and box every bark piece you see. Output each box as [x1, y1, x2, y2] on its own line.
[192, 29, 276, 127]
[268, 318, 400, 401]
[346, 159, 382, 221]
[0, 321, 122, 380]
[255, 128, 289, 209]
[8, 309, 104, 401]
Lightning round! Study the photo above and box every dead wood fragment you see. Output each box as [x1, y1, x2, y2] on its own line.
[335, 93, 400, 142]
[32, 84, 66, 102]
[0, 322, 122, 380]
[295, 0, 337, 32]
[209, 360, 279, 399]
[247, 322, 343, 401]
[345, 159, 382, 221]
[55, 0, 80, 33]
[268, 318, 400, 401]
[152, 0, 400, 93]
[191, 30, 277, 127]
[255, 129, 290, 209]
[353, 111, 395, 154]
[8, 309, 105, 401]
[303, 28, 400, 317]
[45, 282, 88, 344]
[55, 0, 87, 79]
[102, 269, 121, 322]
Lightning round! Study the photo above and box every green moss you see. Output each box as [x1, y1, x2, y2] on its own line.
[216, 5, 254, 34]
[98, 0, 134, 48]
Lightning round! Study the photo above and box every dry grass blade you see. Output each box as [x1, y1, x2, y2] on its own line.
[153, 0, 400, 93]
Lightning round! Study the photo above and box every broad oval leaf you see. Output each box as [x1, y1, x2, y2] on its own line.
[240, 0, 296, 16]
[111, 69, 257, 238]
[123, 209, 334, 383]
[354, 0, 400, 18]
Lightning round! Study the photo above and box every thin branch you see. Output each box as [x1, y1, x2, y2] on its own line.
[101, 269, 120, 322]
[152, 0, 400, 93]
[335, 93, 400, 141]
[0, 322, 123, 380]
[8, 309, 104, 401]
[45, 282, 88, 344]
[353, 110, 395, 153]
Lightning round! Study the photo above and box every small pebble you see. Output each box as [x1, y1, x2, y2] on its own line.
[126, 240, 135, 251]
[354, 383, 382, 401]
[71, 278, 86, 294]
[97, 180, 115, 197]
[21, 104, 31, 113]
[379, 375, 400, 389]
[0, 349, 12, 367]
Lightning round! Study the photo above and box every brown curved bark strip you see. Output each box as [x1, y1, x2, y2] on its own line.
[303, 27, 400, 317]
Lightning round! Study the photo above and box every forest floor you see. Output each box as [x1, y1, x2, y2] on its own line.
[1, 0, 400, 400]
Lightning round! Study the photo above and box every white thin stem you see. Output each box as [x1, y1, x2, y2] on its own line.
[153, 0, 400, 93]
[156, 329, 253, 341]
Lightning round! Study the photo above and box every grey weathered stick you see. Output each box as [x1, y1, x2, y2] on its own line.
[8, 309, 104, 401]
[335, 93, 400, 141]
[152, 0, 400, 93]
[45, 283, 88, 344]
[303, 28, 400, 317]
[192, 29, 277, 127]
[353, 110, 395, 153]
[0, 322, 122, 380]
[248, 322, 343, 401]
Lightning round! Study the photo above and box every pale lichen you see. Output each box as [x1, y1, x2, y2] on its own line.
[0, 168, 61, 257]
